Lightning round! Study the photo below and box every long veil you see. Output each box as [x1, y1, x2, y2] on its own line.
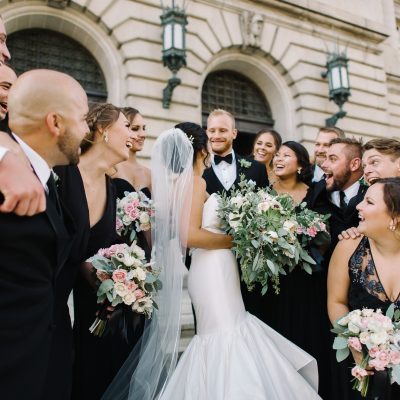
[102, 128, 194, 399]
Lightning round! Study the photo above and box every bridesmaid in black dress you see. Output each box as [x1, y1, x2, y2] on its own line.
[328, 177, 400, 400]
[262, 141, 332, 399]
[71, 103, 135, 400]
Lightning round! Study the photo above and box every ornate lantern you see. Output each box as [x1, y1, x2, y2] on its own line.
[321, 52, 351, 127]
[160, 1, 188, 108]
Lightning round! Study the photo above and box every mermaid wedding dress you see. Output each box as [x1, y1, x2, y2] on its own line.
[159, 194, 321, 399]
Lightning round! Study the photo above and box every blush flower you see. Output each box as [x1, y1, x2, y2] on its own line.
[112, 269, 128, 283]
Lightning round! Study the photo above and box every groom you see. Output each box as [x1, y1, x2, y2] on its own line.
[203, 108, 269, 320]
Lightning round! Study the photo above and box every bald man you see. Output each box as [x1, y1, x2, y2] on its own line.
[0, 16, 46, 216]
[0, 69, 89, 400]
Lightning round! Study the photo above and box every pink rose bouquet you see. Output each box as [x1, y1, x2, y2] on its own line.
[87, 242, 161, 336]
[116, 191, 152, 242]
[332, 306, 400, 397]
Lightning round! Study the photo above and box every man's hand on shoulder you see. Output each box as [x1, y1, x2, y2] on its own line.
[0, 151, 46, 216]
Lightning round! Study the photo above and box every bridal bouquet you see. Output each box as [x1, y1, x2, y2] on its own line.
[217, 176, 329, 294]
[332, 306, 400, 397]
[116, 191, 152, 242]
[87, 242, 161, 336]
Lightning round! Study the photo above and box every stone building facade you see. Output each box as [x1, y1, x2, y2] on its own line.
[1, 0, 399, 155]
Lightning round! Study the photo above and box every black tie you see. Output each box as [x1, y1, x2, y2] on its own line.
[339, 191, 347, 209]
[214, 153, 233, 165]
[47, 173, 62, 216]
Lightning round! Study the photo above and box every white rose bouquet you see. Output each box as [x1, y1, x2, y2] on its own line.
[332, 306, 400, 397]
[87, 242, 161, 336]
[116, 191, 152, 242]
[218, 176, 329, 294]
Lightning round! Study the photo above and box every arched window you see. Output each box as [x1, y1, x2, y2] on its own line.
[7, 29, 107, 103]
[202, 70, 274, 155]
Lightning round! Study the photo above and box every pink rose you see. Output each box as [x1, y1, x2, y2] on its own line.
[126, 281, 138, 292]
[134, 289, 145, 299]
[318, 222, 326, 231]
[369, 351, 390, 371]
[348, 337, 362, 352]
[369, 347, 380, 358]
[99, 243, 127, 258]
[306, 226, 318, 238]
[112, 269, 128, 283]
[351, 366, 368, 380]
[296, 227, 304, 234]
[96, 270, 110, 282]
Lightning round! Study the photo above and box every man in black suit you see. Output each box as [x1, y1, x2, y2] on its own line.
[311, 137, 367, 256]
[0, 69, 89, 400]
[203, 108, 269, 194]
[203, 108, 269, 321]
[309, 137, 366, 400]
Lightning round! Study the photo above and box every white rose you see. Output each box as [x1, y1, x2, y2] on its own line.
[283, 220, 298, 233]
[230, 196, 245, 208]
[359, 331, 371, 345]
[122, 215, 132, 224]
[370, 331, 389, 346]
[123, 292, 137, 306]
[257, 201, 270, 213]
[139, 212, 150, 224]
[123, 254, 136, 267]
[348, 321, 361, 334]
[115, 282, 128, 297]
[361, 308, 374, 317]
[133, 268, 146, 281]
[228, 212, 241, 230]
[140, 223, 151, 231]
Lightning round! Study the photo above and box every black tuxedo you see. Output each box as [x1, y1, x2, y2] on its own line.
[203, 155, 269, 195]
[0, 188, 75, 400]
[203, 154, 269, 322]
[309, 179, 367, 268]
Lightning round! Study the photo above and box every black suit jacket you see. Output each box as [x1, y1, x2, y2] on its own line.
[0, 190, 74, 400]
[203, 155, 269, 195]
[309, 179, 367, 268]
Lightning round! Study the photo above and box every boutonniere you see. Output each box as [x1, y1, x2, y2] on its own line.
[52, 170, 60, 187]
[238, 159, 251, 168]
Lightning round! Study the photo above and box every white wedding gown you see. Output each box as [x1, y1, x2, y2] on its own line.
[159, 194, 321, 400]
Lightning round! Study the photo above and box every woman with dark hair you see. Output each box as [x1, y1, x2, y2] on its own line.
[262, 140, 332, 399]
[329, 177, 400, 399]
[252, 128, 282, 184]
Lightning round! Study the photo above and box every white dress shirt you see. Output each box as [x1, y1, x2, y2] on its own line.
[312, 165, 325, 182]
[330, 180, 360, 208]
[13, 134, 50, 189]
[211, 150, 237, 191]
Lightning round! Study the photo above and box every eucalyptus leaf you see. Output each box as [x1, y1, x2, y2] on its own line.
[336, 347, 350, 362]
[386, 303, 395, 319]
[391, 365, 400, 385]
[333, 336, 348, 350]
[97, 279, 114, 296]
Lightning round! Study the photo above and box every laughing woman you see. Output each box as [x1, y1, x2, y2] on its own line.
[69, 103, 137, 400]
[262, 141, 333, 399]
[251, 128, 282, 185]
[328, 178, 400, 399]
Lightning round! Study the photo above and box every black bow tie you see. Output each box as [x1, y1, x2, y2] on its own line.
[214, 153, 233, 165]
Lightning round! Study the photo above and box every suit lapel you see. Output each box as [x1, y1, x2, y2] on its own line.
[45, 194, 75, 277]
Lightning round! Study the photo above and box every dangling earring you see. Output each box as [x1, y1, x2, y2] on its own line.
[297, 168, 302, 175]
[103, 131, 109, 143]
[389, 220, 397, 232]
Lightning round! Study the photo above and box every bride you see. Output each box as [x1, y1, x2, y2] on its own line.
[102, 126, 321, 400]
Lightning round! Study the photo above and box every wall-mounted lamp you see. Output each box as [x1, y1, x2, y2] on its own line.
[160, 1, 188, 108]
[321, 52, 351, 127]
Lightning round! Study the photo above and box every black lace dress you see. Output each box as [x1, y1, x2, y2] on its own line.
[339, 236, 400, 400]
